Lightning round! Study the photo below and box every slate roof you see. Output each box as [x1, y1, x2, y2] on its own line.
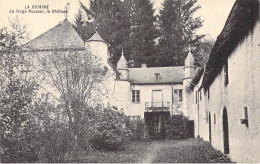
[22, 19, 85, 51]
[128, 66, 184, 84]
[86, 32, 106, 43]
[190, 67, 204, 90]
[201, 0, 259, 89]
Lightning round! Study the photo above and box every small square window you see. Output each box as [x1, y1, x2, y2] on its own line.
[155, 73, 160, 80]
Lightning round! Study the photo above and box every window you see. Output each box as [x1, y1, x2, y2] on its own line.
[244, 107, 248, 120]
[195, 91, 198, 104]
[200, 91, 202, 101]
[208, 88, 210, 99]
[174, 89, 183, 102]
[155, 73, 160, 80]
[206, 111, 208, 123]
[241, 106, 249, 127]
[224, 60, 229, 86]
[132, 90, 140, 103]
[214, 114, 216, 124]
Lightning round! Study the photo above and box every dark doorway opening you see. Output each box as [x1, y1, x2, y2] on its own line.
[144, 111, 170, 139]
[223, 108, 229, 154]
[187, 120, 194, 138]
[209, 111, 212, 143]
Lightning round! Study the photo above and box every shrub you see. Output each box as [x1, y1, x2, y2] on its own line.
[31, 101, 73, 163]
[0, 79, 39, 163]
[165, 115, 188, 140]
[88, 106, 132, 150]
[127, 119, 147, 140]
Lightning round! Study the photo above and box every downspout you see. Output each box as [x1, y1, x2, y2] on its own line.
[198, 91, 200, 136]
[171, 82, 173, 115]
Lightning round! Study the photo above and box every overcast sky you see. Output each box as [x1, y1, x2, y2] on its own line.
[0, 0, 236, 40]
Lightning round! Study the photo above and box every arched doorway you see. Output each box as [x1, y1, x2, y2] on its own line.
[209, 111, 211, 143]
[223, 108, 229, 154]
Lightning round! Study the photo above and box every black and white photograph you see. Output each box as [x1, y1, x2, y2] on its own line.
[0, 0, 259, 163]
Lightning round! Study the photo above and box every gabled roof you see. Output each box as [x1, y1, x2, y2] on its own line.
[128, 66, 184, 84]
[86, 32, 106, 43]
[201, 0, 259, 89]
[22, 19, 85, 51]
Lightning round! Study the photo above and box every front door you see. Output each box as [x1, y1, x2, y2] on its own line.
[152, 90, 163, 107]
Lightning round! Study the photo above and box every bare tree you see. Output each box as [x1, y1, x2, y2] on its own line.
[33, 49, 114, 145]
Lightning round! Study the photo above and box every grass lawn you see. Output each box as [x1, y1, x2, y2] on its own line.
[65, 138, 231, 163]
[65, 140, 151, 163]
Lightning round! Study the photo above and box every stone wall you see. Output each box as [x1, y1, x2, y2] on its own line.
[192, 20, 260, 163]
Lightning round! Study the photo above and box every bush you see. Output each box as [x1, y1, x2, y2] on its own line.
[0, 79, 39, 163]
[37, 124, 72, 162]
[165, 115, 188, 140]
[128, 119, 147, 140]
[31, 101, 73, 163]
[88, 106, 132, 150]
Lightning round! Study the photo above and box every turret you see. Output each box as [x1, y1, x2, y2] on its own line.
[184, 48, 196, 79]
[115, 48, 131, 115]
[183, 47, 196, 119]
[85, 32, 108, 64]
[117, 49, 129, 80]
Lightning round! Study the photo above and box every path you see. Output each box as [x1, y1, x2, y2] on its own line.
[138, 139, 231, 163]
[65, 138, 232, 163]
[139, 141, 163, 163]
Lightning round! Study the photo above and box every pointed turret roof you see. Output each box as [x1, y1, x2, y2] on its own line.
[185, 49, 195, 67]
[117, 49, 127, 69]
[86, 32, 106, 43]
[23, 19, 85, 51]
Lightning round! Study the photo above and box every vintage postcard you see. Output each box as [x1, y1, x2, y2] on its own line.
[0, 0, 259, 163]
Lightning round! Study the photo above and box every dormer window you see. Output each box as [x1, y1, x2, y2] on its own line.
[155, 73, 160, 80]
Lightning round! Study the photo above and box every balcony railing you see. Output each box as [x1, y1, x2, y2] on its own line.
[145, 101, 170, 111]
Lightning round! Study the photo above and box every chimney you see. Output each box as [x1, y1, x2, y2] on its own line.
[141, 64, 147, 68]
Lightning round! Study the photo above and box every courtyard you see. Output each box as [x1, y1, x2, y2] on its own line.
[66, 138, 231, 163]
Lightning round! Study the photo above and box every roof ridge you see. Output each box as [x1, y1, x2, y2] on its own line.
[23, 19, 85, 51]
[24, 19, 69, 46]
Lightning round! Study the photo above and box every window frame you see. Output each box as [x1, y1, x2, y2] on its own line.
[173, 89, 183, 102]
[195, 91, 198, 104]
[132, 90, 140, 103]
[224, 60, 229, 86]
[208, 87, 210, 99]
[155, 73, 160, 80]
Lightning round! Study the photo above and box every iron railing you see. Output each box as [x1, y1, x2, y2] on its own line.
[145, 101, 170, 111]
